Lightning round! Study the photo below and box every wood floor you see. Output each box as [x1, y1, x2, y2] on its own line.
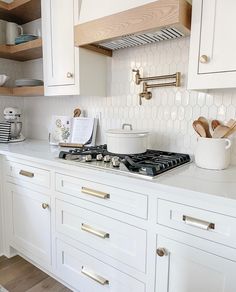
[0, 256, 71, 292]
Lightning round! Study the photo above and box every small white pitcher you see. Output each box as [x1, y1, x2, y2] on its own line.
[195, 137, 232, 170]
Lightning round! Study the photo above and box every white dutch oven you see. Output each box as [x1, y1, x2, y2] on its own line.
[106, 124, 149, 154]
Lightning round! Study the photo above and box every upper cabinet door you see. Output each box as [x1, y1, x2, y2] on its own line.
[199, 0, 236, 74]
[42, 0, 107, 97]
[188, 0, 236, 89]
[45, 0, 75, 86]
[42, 0, 80, 95]
[79, 0, 156, 23]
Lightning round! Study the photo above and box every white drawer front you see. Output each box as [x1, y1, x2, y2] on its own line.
[5, 161, 50, 189]
[56, 199, 146, 272]
[157, 199, 236, 248]
[56, 240, 145, 292]
[56, 173, 148, 219]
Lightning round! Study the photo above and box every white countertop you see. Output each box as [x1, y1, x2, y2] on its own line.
[0, 140, 236, 204]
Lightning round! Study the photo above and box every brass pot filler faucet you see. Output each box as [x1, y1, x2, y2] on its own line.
[132, 69, 181, 105]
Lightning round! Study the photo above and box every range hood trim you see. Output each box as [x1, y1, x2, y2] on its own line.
[75, 0, 192, 56]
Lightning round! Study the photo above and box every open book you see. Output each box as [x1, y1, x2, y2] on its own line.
[49, 116, 98, 146]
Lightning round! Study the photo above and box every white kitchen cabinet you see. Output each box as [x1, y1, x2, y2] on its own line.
[188, 0, 236, 89]
[41, 0, 107, 96]
[156, 235, 236, 292]
[56, 239, 145, 292]
[5, 183, 51, 266]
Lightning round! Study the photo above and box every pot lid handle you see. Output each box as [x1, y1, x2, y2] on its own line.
[122, 123, 133, 131]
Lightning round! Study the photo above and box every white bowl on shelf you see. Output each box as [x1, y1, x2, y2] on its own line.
[0, 75, 10, 86]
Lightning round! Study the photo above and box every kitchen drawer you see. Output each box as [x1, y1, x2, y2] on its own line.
[5, 160, 51, 189]
[56, 199, 146, 272]
[157, 199, 236, 248]
[55, 173, 148, 219]
[56, 239, 145, 292]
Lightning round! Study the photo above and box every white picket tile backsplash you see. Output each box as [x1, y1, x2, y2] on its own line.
[1, 36, 236, 163]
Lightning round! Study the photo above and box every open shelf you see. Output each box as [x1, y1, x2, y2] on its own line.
[13, 85, 44, 96]
[0, 0, 41, 24]
[0, 38, 42, 61]
[0, 85, 44, 96]
[0, 86, 12, 96]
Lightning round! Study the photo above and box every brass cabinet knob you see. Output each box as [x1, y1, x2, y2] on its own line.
[67, 72, 73, 78]
[199, 55, 209, 64]
[42, 203, 49, 209]
[157, 248, 168, 257]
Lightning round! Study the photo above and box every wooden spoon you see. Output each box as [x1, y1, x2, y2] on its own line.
[226, 119, 236, 128]
[211, 120, 221, 131]
[193, 120, 207, 137]
[223, 119, 236, 138]
[198, 116, 212, 138]
[212, 125, 231, 138]
[74, 108, 81, 117]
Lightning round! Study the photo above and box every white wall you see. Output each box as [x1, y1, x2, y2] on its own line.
[23, 37, 236, 163]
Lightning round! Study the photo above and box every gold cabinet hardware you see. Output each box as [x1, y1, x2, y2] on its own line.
[81, 223, 110, 239]
[81, 266, 109, 285]
[81, 187, 110, 199]
[157, 248, 168, 257]
[19, 170, 34, 178]
[199, 55, 209, 64]
[183, 215, 215, 230]
[42, 203, 49, 210]
[66, 72, 73, 78]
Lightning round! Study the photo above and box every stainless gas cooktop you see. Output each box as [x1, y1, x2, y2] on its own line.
[59, 145, 191, 180]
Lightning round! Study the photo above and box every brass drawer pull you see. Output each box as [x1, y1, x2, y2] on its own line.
[81, 266, 109, 286]
[81, 223, 109, 239]
[81, 187, 110, 199]
[19, 170, 34, 178]
[183, 215, 215, 230]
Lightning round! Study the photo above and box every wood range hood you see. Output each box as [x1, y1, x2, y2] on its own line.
[75, 0, 192, 57]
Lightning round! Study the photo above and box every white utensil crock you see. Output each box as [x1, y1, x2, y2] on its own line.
[106, 124, 149, 154]
[6, 22, 23, 45]
[195, 137, 231, 170]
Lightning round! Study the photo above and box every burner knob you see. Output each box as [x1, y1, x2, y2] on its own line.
[103, 155, 111, 163]
[112, 157, 120, 167]
[85, 154, 92, 162]
[96, 154, 103, 161]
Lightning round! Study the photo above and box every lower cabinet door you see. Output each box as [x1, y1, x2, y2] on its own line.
[56, 239, 145, 292]
[156, 236, 236, 292]
[6, 183, 51, 265]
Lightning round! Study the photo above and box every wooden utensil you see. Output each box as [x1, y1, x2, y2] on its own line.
[74, 108, 81, 117]
[223, 123, 236, 138]
[192, 120, 207, 137]
[226, 119, 236, 128]
[212, 125, 230, 138]
[211, 120, 221, 131]
[198, 116, 212, 138]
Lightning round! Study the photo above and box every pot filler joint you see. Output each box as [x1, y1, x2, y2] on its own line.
[132, 69, 181, 105]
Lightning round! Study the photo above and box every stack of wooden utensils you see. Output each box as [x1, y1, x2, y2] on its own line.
[193, 117, 236, 138]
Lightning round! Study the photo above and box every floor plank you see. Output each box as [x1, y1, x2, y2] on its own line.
[0, 256, 71, 292]
[27, 277, 71, 292]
